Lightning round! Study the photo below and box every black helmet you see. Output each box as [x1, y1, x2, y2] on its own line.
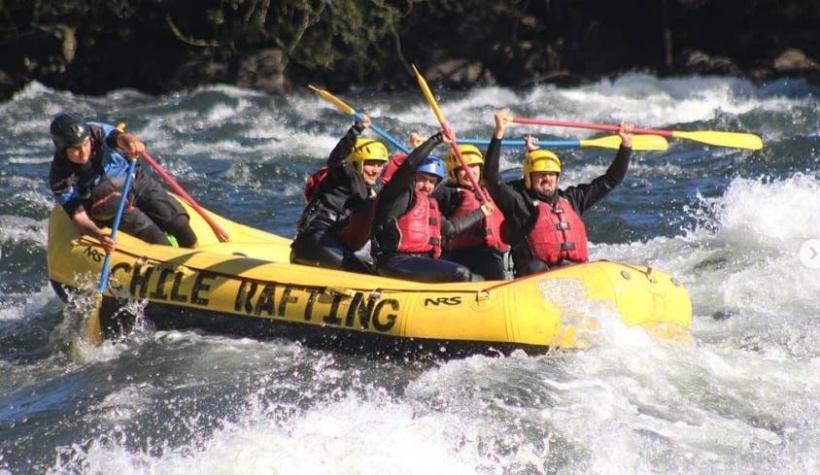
[50, 112, 90, 149]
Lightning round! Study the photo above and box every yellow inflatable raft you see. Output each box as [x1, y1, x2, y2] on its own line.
[47, 197, 692, 356]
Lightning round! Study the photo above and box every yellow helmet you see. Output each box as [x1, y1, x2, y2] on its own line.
[523, 149, 561, 188]
[446, 144, 484, 181]
[347, 138, 389, 171]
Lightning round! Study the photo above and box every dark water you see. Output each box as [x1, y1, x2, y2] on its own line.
[0, 75, 818, 474]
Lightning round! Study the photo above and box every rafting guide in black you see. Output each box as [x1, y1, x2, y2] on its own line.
[485, 110, 634, 277]
[48, 112, 197, 252]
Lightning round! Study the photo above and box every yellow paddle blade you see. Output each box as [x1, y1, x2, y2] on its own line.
[672, 130, 763, 150]
[579, 134, 667, 151]
[411, 65, 447, 125]
[308, 84, 356, 116]
[632, 134, 669, 151]
[84, 294, 104, 346]
[411, 65, 487, 201]
[578, 135, 622, 149]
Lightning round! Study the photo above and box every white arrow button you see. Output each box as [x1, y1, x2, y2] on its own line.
[799, 239, 820, 269]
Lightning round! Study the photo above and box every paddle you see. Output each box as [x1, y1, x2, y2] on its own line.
[459, 134, 669, 151]
[84, 155, 138, 345]
[512, 117, 763, 150]
[140, 151, 230, 242]
[308, 85, 411, 154]
[411, 65, 489, 203]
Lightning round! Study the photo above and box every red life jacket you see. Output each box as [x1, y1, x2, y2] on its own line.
[304, 165, 375, 250]
[306, 150, 403, 206]
[304, 166, 330, 203]
[526, 197, 589, 265]
[446, 186, 509, 252]
[335, 151, 410, 251]
[337, 199, 376, 250]
[394, 192, 442, 258]
[380, 152, 407, 185]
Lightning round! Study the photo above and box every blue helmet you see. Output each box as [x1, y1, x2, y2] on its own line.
[417, 157, 445, 182]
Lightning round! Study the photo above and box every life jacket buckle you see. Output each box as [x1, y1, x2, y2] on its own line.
[560, 242, 576, 251]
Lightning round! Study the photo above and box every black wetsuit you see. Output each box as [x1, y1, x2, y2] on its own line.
[290, 123, 374, 273]
[433, 183, 508, 280]
[372, 134, 486, 283]
[49, 123, 196, 247]
[483, 137, 631, 276]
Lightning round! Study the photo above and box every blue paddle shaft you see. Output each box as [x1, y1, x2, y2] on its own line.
[97, 157, 137, 293]
[350, 108, 442, 161]
[353, 112, 410, 154]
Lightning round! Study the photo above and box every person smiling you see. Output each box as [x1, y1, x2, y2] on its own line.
[291, 114, 388, 273]
[432, 144, 510, 280]
[484, 110, 633, 277]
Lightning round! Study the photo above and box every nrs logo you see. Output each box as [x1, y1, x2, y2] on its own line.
[423, 296, 462, 307]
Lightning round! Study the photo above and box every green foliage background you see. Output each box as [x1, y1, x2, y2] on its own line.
[0, 0, 817, 97]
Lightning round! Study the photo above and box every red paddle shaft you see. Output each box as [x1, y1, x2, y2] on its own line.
[512, 117, 673, 138]
[141, 152, 230, 242]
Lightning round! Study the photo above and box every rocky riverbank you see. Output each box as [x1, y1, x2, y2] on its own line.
[0, 0, 817, 99]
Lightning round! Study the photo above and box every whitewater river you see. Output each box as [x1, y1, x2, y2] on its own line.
[0, 74, 818, 474]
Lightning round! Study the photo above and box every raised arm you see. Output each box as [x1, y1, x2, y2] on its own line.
[327, 114, 371, 167]
[379, 132, 444, 203]
[563, 122, 633, 214]
[484, 111, 528, 217]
